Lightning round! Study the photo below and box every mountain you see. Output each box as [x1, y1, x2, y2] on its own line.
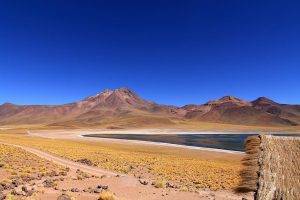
[0, 88, 299, 128]
[183, 96, 298, 126]
[251, 97, 300, 125]
[0, 88, 183, 127]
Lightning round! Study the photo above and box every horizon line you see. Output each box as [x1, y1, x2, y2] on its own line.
[0, 87, 294, 107]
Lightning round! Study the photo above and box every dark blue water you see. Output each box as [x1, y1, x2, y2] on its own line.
[84, 133, 300, 151]
[83, 134, 253, 151]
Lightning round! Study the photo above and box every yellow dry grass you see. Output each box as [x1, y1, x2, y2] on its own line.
[237, 135, 261, 192]
[2, 118, 300, 133]
[0, 133, 243, 191]
[98, 191, 117, 200]
[0, 143, 65, 181]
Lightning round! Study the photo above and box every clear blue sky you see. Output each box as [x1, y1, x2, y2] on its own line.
[0, 0, 299, 106]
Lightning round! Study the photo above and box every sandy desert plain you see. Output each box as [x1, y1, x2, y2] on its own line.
[0, 124, 258, 200]
[0, 123, 299, 200]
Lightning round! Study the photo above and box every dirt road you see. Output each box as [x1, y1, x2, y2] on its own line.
[0, 140, 253, 200]
[0, 141, 118, 177]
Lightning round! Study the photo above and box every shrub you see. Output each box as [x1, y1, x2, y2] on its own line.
[98, 191, 116, 200]
[153, 180, 166, 188]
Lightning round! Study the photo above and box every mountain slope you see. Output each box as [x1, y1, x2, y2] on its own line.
[0, 88, 299, 128]
[183, 96, 298, 126]
[251, 97, 300, 125]
[0, 88, 182, 126]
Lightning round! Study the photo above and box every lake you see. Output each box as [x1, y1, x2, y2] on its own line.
[83, 133, 300, 151]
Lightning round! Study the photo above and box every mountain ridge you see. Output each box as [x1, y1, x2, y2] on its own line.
[0, 88, 299, 128]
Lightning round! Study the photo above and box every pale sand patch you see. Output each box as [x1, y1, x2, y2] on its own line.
[0, 169, 10, 180]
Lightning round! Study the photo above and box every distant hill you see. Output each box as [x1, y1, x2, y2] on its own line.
[184, 96, 298, 126]
[0, 88, 299, 128]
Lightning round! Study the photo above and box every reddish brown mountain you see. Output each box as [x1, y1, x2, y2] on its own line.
[183, 96, 298, 126]
[0, 88, 299, 127]
[251, 97, 300, 125]
[0, 88, 183, 127]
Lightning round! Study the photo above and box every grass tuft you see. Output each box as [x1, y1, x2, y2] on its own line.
[98, 191, 116, 200]
[236, 135, 261, 193]
[153, 180, 166, 188]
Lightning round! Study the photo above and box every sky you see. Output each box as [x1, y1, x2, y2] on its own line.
[0, 0, 299, 106]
